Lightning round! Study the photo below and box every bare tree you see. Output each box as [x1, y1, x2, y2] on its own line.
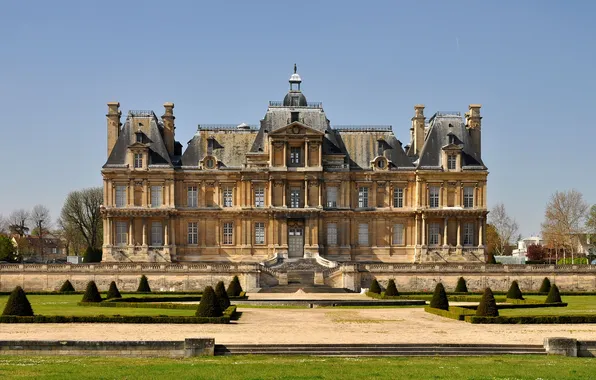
[30, 205, 51, 260]
[7, 209, 30, 237]
[488, 203, 519, 256]
[541, 189, 589, 263]
[0, 214, 7, 235]
[60, 187, 103, 250]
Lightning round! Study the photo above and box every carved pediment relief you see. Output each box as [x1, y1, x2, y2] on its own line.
[268, 122, 324, 137]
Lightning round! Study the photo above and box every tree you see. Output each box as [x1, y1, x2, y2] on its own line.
[539, 277, 551, 294]
[2, 286, 34, 316]
[59, 280, 75, 292]
[430, 283, 449, 310]
[485, 223, 501, 256]
[226, 275, 243, 297]
[542, 189, 589, 263]
[56, 217, 86, 256]
[7, 209, 30, 237]
[385, 279, 399, 296]
[506, 280, 524, 300]
[0, 235, 19, 262]
[196, 286, 222, 317]
[476, 287, 499, 317]
[489, 204, 519, 256]
[137, 275, 151, 293]
[545, 284, 563, 303]
[81, 281, 102, 303]
[0, 214, 7, 235]
[30, 205, 51, 260]
[60, 187, 103, 250]
[369, 278, 381, 294]
[106, 281, 122, 299]
[526, 244, 545, 261]
[454, 277, 468, 293]
[214, 281, 231, 311]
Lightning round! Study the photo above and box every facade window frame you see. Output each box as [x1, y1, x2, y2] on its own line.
[151, 185, 162, 208]
[463, 186, 474, 208]
[327, 223, 338, 246]
[115, 221, 127, 246]
[115, 185, 126, 208]
[393, 187, 404, 208]
[358, 223, 369, 246]
[187, 186, 198, 208]
[447, 154, 457, 170]
[358, 187, 369, 208]
[254, 222, 265, 245]
[290, 146, 301, 165]
[326, 186, 338, 208]
[223, 186, 233, 207]
[133, 153, 143, 169]
[254, 186, 265, 208]
[463, 222, 474, 246]
[429, 222, 440, 246]
[223, 222, 234, 245]
[429, 186, 440, 208]
[151, 222, 163, 246]
[187, 222, 198, 245]
[393, 223, 404, 245]
[290, 188, 300, 208]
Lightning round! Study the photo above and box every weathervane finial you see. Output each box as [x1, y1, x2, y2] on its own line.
[294, 63, 297, 74]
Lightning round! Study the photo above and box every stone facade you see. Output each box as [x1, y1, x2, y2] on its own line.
[101, 68, 488, 264]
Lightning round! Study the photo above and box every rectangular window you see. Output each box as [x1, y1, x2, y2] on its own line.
[254, 186, 265, 208]
[463, 186, 474, 208]
[151, 222, 163, 246]
[429, 223, 440, 245]
[116, 221, 127, 246]
[223, 186, 233, 207]
[187, 222, 198, 245]
[290, 147, 301, 164]
[255, 222, 265, 245]
[223, 222, 234, 245]
[327, 223, 338, 246]
[447, 155, 456, 170]
[429, 186, 440, 208]
[187, 186, 198, 208]
[115, 185, 126, 208]
[134, 153, 143, 169]
[326, 186, 338, 208]
[151, 186, 162, 208]
[290, 188, 300, 208]
[393, 188, 403, 208]
[393, 224, 404, 245]
[464, 222, 474, 246]
[358, 223, 369, 246]
[358, 187, 369, 208]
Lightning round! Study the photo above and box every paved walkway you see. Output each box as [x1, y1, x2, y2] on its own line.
[2, 298, 596, 345]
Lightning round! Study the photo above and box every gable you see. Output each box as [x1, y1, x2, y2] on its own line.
[268, 122, 325, 137]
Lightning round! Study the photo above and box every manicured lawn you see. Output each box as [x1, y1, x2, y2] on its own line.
[0, 355, 594, 379]
[0, 295, 197, 317]
[499, 295, 596, 316]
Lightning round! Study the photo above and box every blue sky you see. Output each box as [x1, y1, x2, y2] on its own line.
[1, 0, 595, 237]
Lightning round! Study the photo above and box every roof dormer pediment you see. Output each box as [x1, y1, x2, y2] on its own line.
[268, 122, 324, 137]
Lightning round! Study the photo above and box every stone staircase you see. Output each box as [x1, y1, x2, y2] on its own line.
[257, 284, 350, 293]
[215, 343, 546, 356]
[260, 258, 347, 293]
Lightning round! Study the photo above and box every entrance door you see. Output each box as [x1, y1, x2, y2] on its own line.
[288, 227, 304, 258]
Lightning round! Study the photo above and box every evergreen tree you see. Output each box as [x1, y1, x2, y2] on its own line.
[81, 281, 102, 303]
[137, 275, 151, 293]
[215, 281, 231, 311]
[226, 275, 243, 297]
[454, 277, 468, 293]
[487, 252, 497, 264]
[196, 286, 222, 317]
[2, 286, 34, 316]
[384, 279, 399, 296]
[59, 280, 75, 292]
[476, 287, 499, 317]
[430, 283, 449, 310]
[539, 277, 551, 294]
[106, 281, 122, 299]
[369, 278, 381, 294]
[506, 280, 524, 300]
[545, 284, 563, 303]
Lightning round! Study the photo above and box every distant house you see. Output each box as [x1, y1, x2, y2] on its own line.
[571, 234, 596, 263]
[511, 236, 544, 258]
[11, 234, 67, 262]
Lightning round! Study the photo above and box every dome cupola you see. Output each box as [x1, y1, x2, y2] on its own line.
[283, 64, 308, 107]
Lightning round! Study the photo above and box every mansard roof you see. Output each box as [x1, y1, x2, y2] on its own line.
[104, 112, 172, 168]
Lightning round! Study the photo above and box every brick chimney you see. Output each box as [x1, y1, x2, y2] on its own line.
[465, 104, 482, 154]
[106, 102, 121, 158]
[161, 102, 175, 155]
[411, 104, 426, 156]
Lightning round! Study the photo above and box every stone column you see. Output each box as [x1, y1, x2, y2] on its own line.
[318, 182, 322, 208]
[103, 218, 108, 245]
[304, 141, 309, 167]
[443, 217, 449, 246]
[200, 182, 206, 207]
[304, 179, 308, 207]
[318, 143, 322, 167]
[371, 182, 377, 208]
[142, 219, 147, 246]
[128, 218, 134, 245]
[103, 179, 108, 205]
[214, 182, 220, 207]
[421, 215, 426, 247]
[456, 218, 461, 248]
[415, 214, 420, 246]
[283, 142, 287, 167]
[142, 180, 148, 207]
[478, 217, 484, 247]
[164, 220, 169, 246]
[371, 219, 377, 247]
[282, 181, 286, 207]
[267, 181, 272, 207]
[162, 184, 166, 206]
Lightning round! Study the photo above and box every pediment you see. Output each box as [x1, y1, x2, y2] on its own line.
[441, 143, 463, 151]
[269, 122, 324, 137]
[128, 142, 148, 149]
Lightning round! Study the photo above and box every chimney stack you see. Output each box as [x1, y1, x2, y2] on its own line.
[106, 102, 121, 158]
[465, 104, 482, 154]
[412, 104, 426, 156]
[161, 102, 175, 155]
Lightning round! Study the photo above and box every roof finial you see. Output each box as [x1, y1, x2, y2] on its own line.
[294, 63, 297, 74]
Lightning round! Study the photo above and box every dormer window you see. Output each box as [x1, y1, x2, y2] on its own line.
[136, 133, 142, 143]
[291, 111, 299, 123]
[377, 160, 385, 169]
[290, 147, 301, 165]
[447, 155, 456, 170]
[134, 153, 143, 169]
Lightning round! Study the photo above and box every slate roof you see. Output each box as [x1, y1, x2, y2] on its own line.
[181, 129, 258, 169]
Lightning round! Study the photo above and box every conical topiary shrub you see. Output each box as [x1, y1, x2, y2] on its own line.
[369, 278, 381, 294]
[106, 281, 122, 300]
[430, 283, 449, 311]
[545, 284, 563, 303]
[385, 279, 399, 297]
[454, 277, 468, 293]
[215, 281, 231, 311]
[196, 286, 222, 318]
[476, 287, 499, 317]
[59, 280, 75, 292]
[137, 275, 151, 293]
[539, 277, 551, 294]
[506, 280, 524, 300]
[226, 275, 243, 297]
[2, 286, 34, 316]
[81, 281, 102, 303]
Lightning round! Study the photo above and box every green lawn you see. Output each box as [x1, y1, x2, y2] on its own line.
[499, 295, 596, 316]
[0, 295, 197, 317]
[0, 355, 594, 379]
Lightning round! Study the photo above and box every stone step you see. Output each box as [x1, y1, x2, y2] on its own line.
[216, 350, 546, 356]
[257, 285, 349, 293]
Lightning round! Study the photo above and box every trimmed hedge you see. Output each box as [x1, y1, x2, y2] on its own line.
[430, 283, 449, 311]
[369, 279, 381, 294]
[476, 288, 499, 317]
[137, 275, 151, 293]
[81, 281, 102, 303]
[546, 284, 563, 303]
[384, 279, 399, 297]
[196, 286, 222, 318]
[506, 281, 524, 300]
[0, 315, 230, 324]
[79, 301, 196, 310]
[215, 281, 231, 311]
[539, 277, 551, 294]
[105, 296, 203, 303]
[227, 276, 243, 297]
[454, 277, 468, 293]
[59, 280, 75, 293]
[106, 281, 122, 300]
[466, 314, 596, 324]
[2, 286, 34, 316]
[366, 292, 508, 303]
[424, 306, 475, 321]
